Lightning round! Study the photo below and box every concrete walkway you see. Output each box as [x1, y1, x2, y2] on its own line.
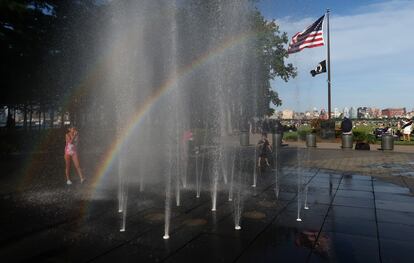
[1, 141, 414, 262]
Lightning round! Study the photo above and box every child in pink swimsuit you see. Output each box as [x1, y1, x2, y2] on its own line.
[65, 140, 75, 156]
[64, 127, 85, 185]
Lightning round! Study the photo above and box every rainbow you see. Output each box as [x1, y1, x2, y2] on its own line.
[88, 30, 258, 195]
[19, 28, 259, 219]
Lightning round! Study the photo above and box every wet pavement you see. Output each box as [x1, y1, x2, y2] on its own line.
[1, 147, 414, 262]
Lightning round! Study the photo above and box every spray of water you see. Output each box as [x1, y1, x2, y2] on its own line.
[252, 146, 258, 187]
[228, 148, 238, 201]
[97, 0, 259, 239]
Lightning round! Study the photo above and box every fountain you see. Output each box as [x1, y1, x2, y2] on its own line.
[91, 0, 274, 239]
[252, 146, 258, 187]
[296, 146, 303, 222]
[234, 151, 244, 230]
[304, 185, 309, 210]
[228, 149, 238, 201]
[273, 146, 281, 199]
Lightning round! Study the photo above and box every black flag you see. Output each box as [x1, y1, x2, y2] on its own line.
[402, 120, 413, 129]
[310, 60, 326, 77]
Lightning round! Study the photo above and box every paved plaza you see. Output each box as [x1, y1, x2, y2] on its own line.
[1, 145, 414, 262]
[2, 0, 414, 262]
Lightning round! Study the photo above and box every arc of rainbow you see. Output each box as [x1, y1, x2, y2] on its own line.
[87, 30, 258, 200]
[19, 30, 144, 191]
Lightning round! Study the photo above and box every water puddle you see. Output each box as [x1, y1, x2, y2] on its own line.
[243, 211, 266, 220]
[258, 200, 277, 208]
[183, 218, 207, 226]
[144, 212, 164, 222]
[366, 163, 414, 176]
[393, 171, 414, 177]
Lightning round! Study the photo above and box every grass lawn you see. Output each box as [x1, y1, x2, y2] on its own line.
[394, 140, 414, 145]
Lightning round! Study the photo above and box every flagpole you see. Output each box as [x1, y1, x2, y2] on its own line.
[326, 9, 332, 119]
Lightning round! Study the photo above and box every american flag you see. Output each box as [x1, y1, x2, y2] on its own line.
[288, 15, 325, 54]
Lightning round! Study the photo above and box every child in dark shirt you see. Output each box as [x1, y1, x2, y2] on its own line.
[257, 133, 272, 167]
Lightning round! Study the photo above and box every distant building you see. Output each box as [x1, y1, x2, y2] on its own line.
[349, 107, 357, 119]
[282, 109, 294, 120]
[370, 108, 381, 118]
[310, 108, 319, 118]
[320, 109, 328, 120]
[381, 108, 406, 118]
[294, 112, 305, 119]
[343, 107, 349, 118]
[333, 108, 341, 118]
[357, 107, 371, 119]
[273, 110, 283, 119]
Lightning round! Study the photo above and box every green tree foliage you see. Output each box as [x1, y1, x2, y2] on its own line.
[252, 10, 296, 116]
[1, 0, 108, 126]
[1, 0, 295, 128]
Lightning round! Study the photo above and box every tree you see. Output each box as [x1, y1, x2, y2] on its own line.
[252, 10, 296, 117]
[1, 0, 295, 132]
[1, 0, 107, 128]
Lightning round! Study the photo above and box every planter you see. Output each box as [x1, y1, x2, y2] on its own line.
[306, 133, 317, 147]
[381, 134, 394, 151]
[342, 134, 353, 149]
[240, 131, 249, 146]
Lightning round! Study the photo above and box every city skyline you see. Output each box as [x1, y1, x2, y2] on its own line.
[274, 105, 414, 113]
[258, 0, 414, 112]
[273, 105, 414, 120]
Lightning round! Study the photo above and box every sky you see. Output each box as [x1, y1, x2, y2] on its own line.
[257, 0, 414, 112]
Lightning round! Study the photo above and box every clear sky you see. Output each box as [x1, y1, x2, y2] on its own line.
[257, 0, 414, 112]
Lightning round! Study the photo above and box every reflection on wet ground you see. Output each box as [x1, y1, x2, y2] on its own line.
[366, 162, 414, 176]
[1, 147, 414, 262]
[296, 231, 331, 260]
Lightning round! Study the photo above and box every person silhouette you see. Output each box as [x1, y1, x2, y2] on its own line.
[257, 133, 272, 168]
[402, 119, 413, 141]
[64, 126, 85, 185]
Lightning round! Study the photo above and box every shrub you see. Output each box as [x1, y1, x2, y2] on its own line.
[283, 131, 298, 141]
[353, 131, 367, 142]
[335, 129, 342, 138]
[297, 126, 311, 140]
[366, 134, 377, 144]
[310, 118, 321, 134]
[352, 130, 377, 144]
